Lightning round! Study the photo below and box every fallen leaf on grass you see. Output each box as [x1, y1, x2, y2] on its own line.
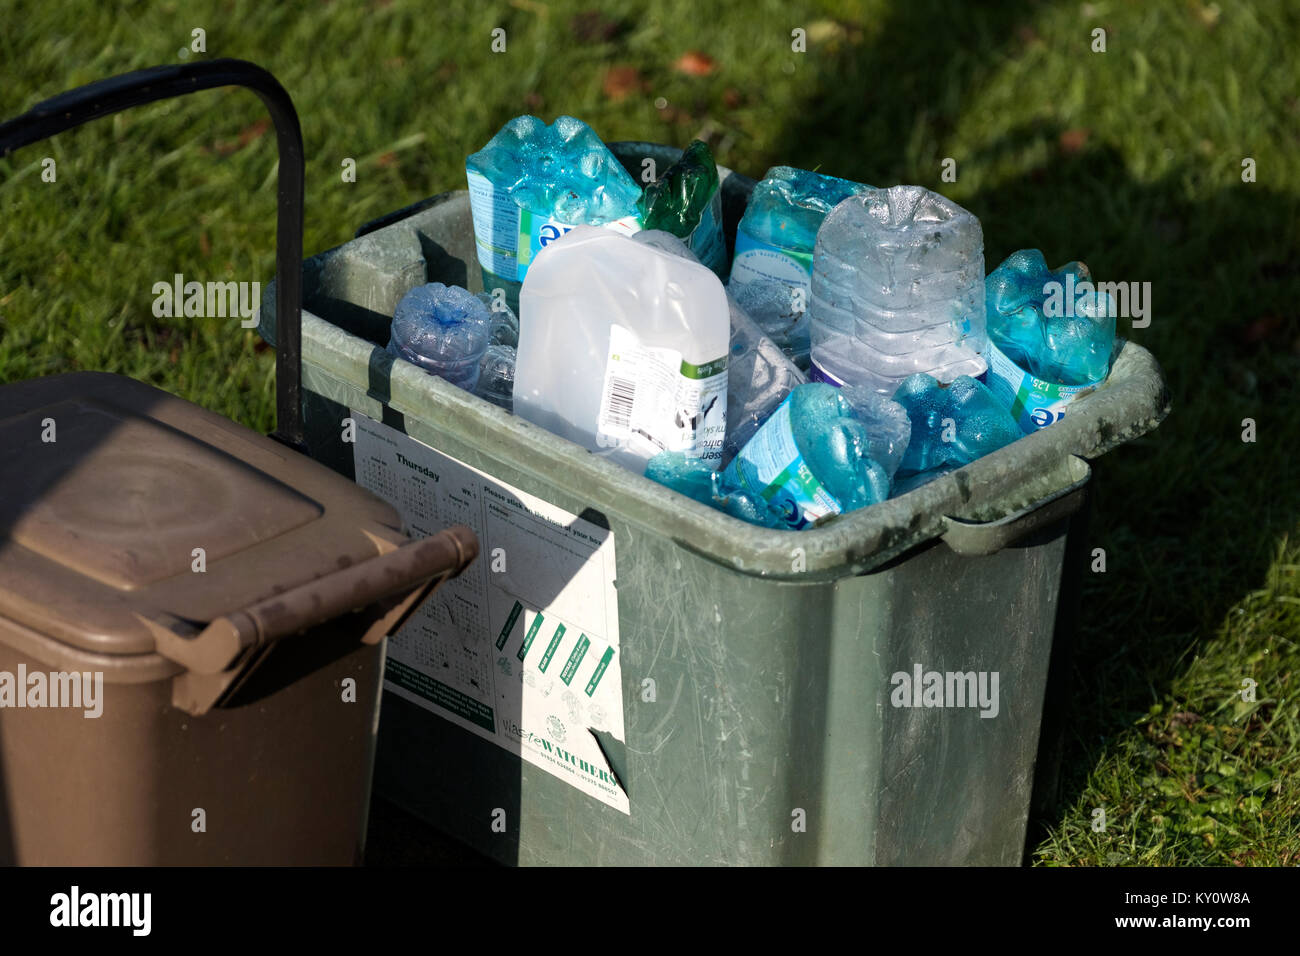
[603, 65, 643, 101]
[674, 51, 715, 76]
[1194, 3, 1222, 29]
[1058, 127, 1090, 155]
[1016, 25, 1042, 48]
[213, 118, 269, 156]
[806, 20, 846, 45]
[237, 118, 269, 148]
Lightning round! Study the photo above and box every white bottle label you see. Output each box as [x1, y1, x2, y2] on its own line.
[467, 168, 521, 280]
[728, 228, 814, 290]
[595, 325, 727, 465]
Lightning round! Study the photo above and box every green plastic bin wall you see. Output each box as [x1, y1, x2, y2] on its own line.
[258, 144, 1169, 865]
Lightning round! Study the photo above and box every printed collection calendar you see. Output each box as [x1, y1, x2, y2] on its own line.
[351, 411, 629, 813]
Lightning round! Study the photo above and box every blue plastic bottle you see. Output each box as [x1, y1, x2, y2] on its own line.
[717, 382, 909, 529]
[891, 373, 1022, 475]
[984, 248, 1116, 382]
[728, 166, 869, 292]
[388, 283, 495, 391]
[466, 115, 643, 310]
[982, 249, 1117, 433]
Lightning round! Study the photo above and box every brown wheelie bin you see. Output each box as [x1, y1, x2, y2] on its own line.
[0, 60, 479, 865]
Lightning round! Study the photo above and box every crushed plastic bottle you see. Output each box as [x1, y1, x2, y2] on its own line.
[984, 248, 1116, 386]
[891, 373, 1021, 476]
[889, 461, 961, 497]
[638, 140, 727, 277]
[732, 277, 811, 370]
[633, 230, 806, 466]
[388, 282, 495, 391]
[644, 451, 778, 527]
[514, 226, 729, 474]
[466, 115, 643, 310]
[724, 295, 808, 465]
[729, 166, 869, 292]
[475, 291, 519, 347]
[711, 382, 911, 529]
[475, 344, 516, 411]
[810, 185, 988, 395]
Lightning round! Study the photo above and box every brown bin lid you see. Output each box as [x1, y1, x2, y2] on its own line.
[0, 372, 407, 656]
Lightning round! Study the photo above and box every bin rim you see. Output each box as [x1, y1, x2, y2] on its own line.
[283, 304, 1168, 582]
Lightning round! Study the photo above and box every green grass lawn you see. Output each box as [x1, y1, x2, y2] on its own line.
[1, 0, 1296, 865]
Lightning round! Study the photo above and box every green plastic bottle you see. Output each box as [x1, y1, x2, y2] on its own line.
[638, 140, 727, 277]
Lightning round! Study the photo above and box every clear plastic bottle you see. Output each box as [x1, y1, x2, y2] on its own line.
[633, 230, 806, 466]
[474, 344, 516, 411]
[810, 185, 988, 395]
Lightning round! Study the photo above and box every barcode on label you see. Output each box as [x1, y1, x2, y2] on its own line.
[604, 376, 636, 431]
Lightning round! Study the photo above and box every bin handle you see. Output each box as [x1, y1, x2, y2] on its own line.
[0, 59, 307, 450]
[136, 525, 478, 679]
[940, 458, 1090, 556]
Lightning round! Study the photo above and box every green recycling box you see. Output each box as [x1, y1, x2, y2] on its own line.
[257, 144, 1169, 866]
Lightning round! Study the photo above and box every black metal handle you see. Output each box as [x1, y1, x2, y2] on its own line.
[0, 58, 305, 449]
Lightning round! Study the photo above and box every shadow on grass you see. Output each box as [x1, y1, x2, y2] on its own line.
[986, 141, 1300, 857]
[767, 0, 1300, 860]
